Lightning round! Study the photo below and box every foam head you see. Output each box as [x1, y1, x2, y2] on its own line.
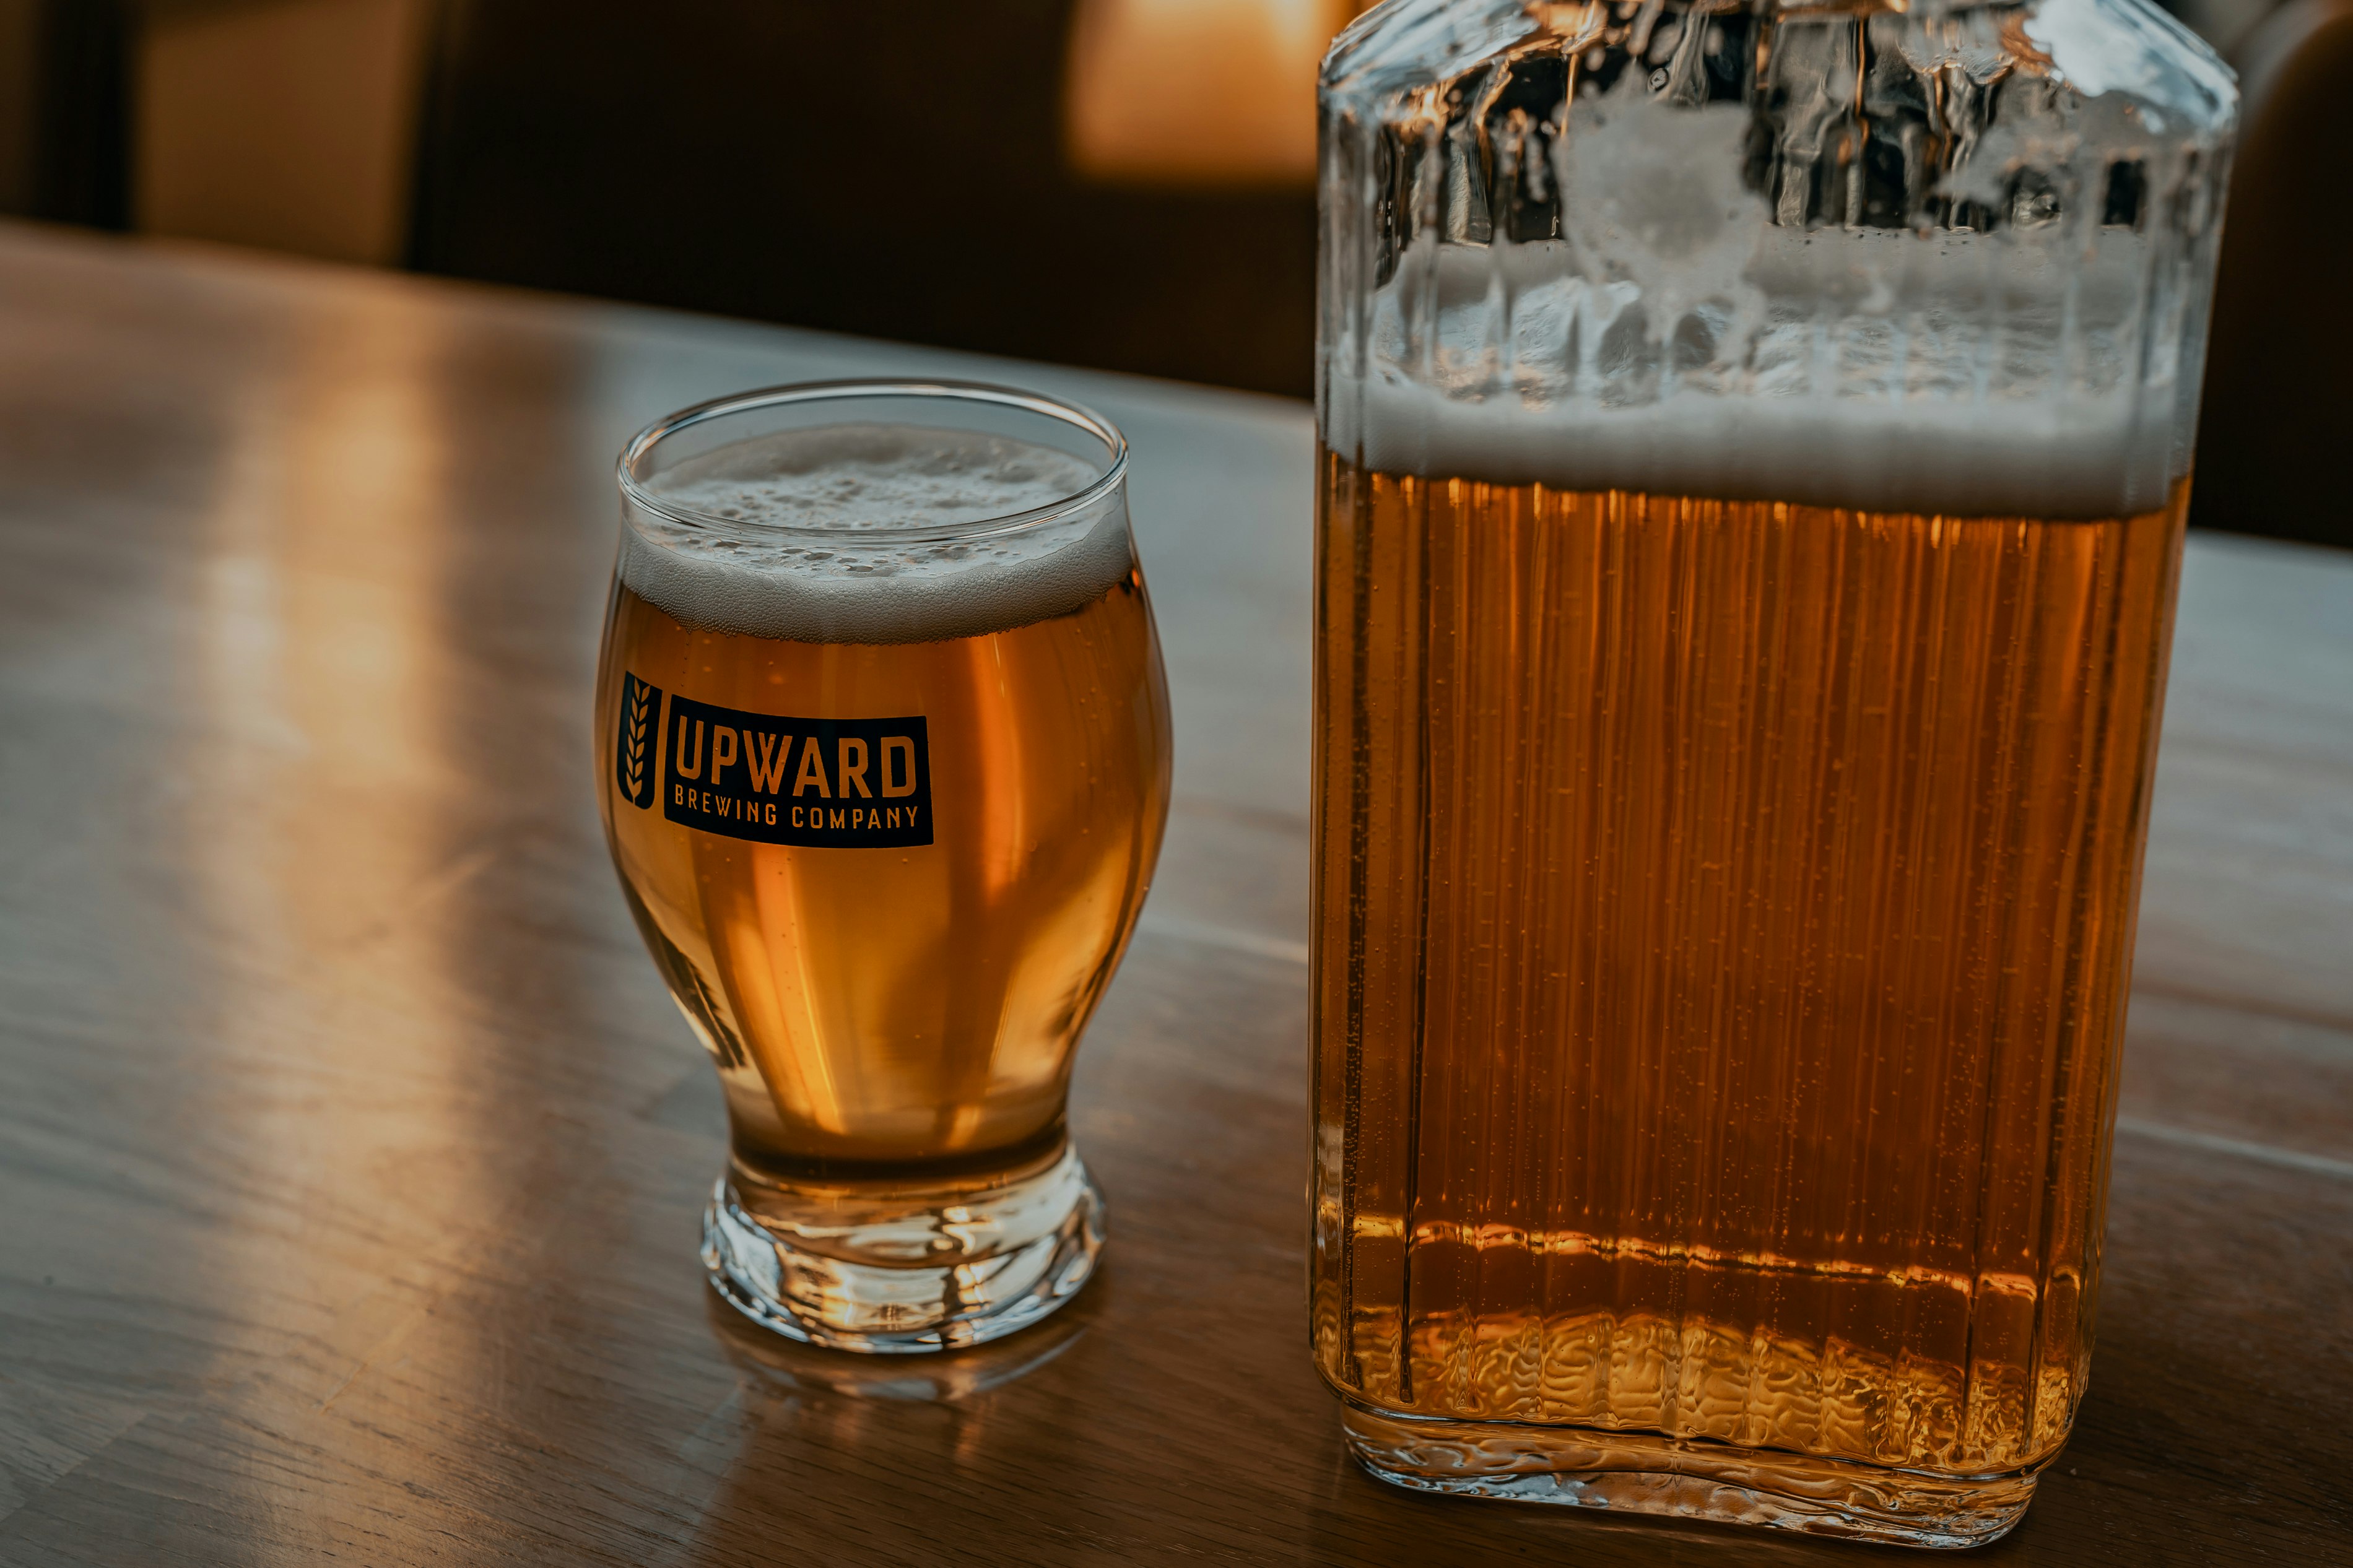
[620, 421, 1134, 645]
[1327, 227, 2191, 521]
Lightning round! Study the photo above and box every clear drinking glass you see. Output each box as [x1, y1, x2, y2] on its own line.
[597, 382, 1171, 1351]
[1311, 0, 2234, 1544]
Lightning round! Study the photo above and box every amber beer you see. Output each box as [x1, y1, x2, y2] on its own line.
[599, 384, 1170, 1351]
[599, 572, 1168, 1168]
[1311, 454, 2186, 1505]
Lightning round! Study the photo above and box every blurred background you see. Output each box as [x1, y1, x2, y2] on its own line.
[0, 0, 2342, 544]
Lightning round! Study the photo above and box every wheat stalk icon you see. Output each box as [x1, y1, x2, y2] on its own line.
[623, 678, 653, 801]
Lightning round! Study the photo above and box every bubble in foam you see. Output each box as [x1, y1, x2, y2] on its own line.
[621, 423, 1134, 646]
[647, 422, 1100, 535]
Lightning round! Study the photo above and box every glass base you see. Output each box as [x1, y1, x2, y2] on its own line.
[701, 1140, 1103, 1353]
[1339, 1400, 2039, 1549]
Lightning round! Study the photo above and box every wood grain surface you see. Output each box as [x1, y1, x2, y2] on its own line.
[0, 221, 2346, 1567]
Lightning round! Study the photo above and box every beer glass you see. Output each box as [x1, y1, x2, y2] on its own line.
[1311, 0, 2234, 1544]
[598, 382, 1170, 1351]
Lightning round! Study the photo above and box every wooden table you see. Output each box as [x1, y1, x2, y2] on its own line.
[0, 221, 2346, 1567]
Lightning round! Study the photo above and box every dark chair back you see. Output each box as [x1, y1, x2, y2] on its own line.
[4, 0, 132, 227]
[406, 1, 1317, 396]
[2193, 0, 2353, 547]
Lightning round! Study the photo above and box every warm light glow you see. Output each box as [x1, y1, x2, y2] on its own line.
[1063, 0, 1363, 188]
[182, 301, 498, 1474]
[136, 0, 435, 264]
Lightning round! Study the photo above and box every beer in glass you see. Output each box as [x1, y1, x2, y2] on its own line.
[598, 382, 1170, 1351]
[1311, 0, 2235, 1543]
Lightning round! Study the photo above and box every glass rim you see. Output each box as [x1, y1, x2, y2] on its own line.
[614, 379, 1131, 544]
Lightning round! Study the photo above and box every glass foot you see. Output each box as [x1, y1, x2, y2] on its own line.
[702, 1140, 1103, 1353]
[1340, 1399, 2040, 1549]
